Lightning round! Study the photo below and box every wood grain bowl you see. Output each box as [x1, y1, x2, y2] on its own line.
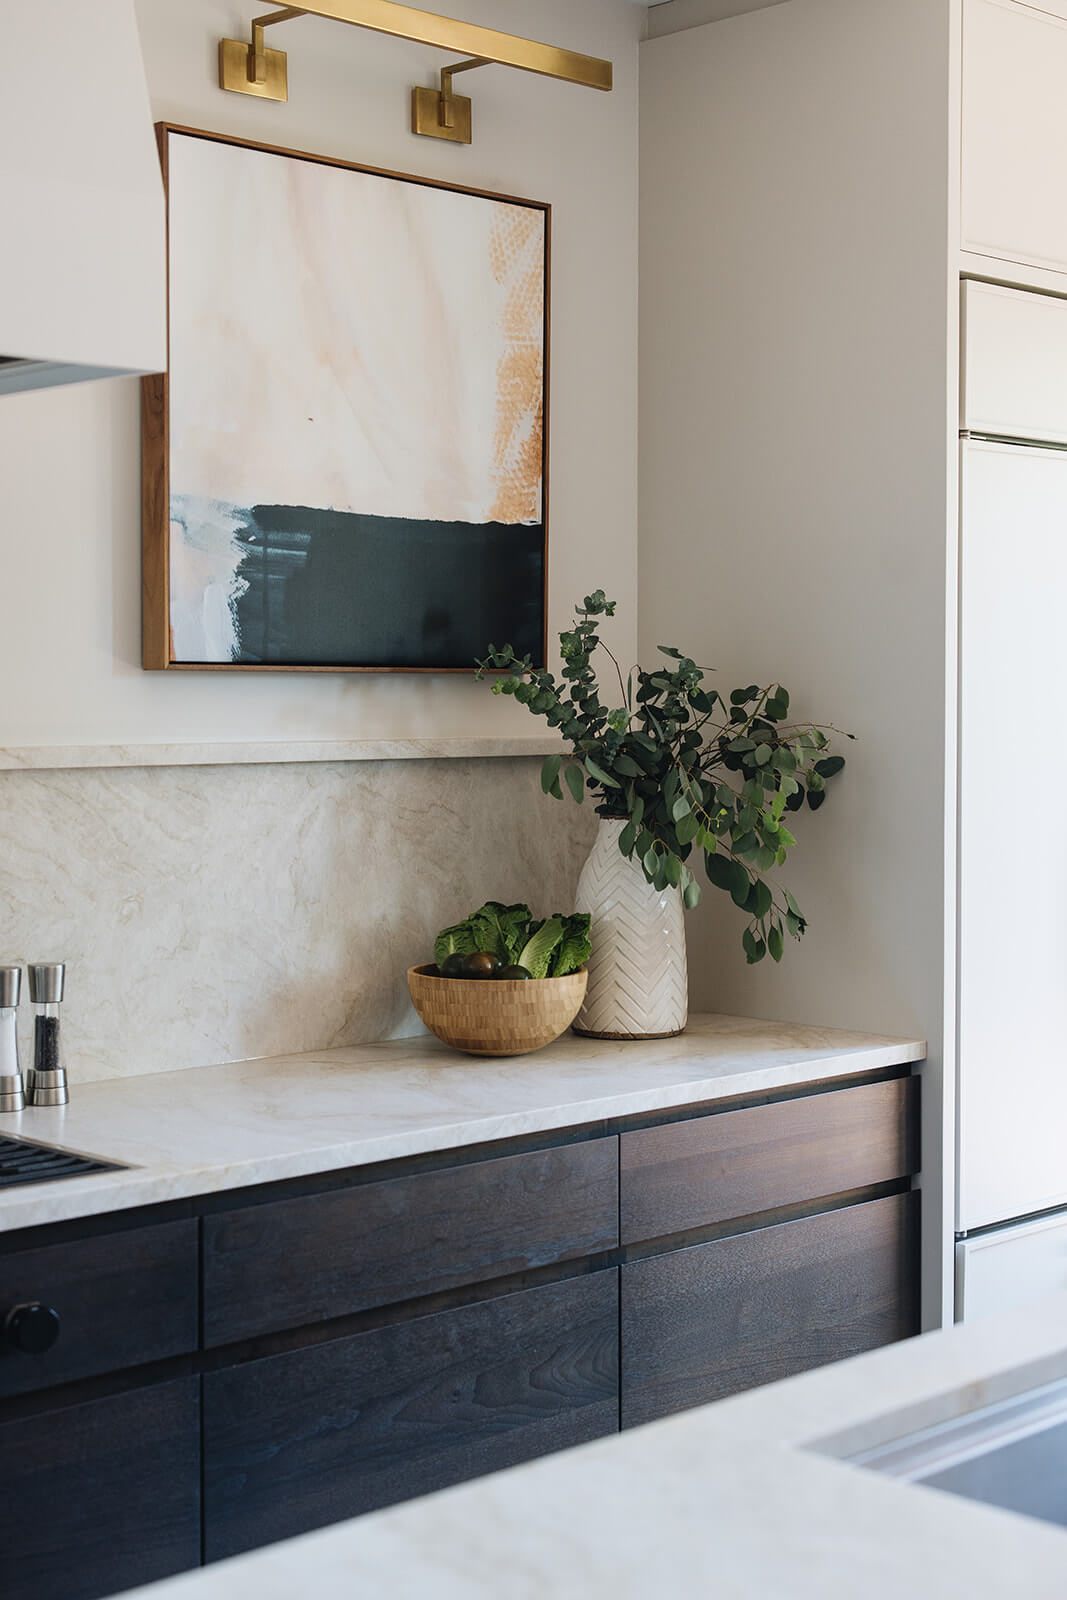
[407, 965, 589, 1057]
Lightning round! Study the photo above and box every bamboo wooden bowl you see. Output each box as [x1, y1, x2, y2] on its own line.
[407, 965, 589, 1057]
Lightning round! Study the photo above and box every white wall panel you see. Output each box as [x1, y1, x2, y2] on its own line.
[962, 0, 1067, 275]
[961, 281, 1067, 444]
[958, 1211, 1067, 1322]
[958, 441, 1067, 1230]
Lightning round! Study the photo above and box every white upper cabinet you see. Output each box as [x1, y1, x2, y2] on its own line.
[962, 0, 1067, 275]
[961, 281, 1067, 443]
[0, 0, 165, 391]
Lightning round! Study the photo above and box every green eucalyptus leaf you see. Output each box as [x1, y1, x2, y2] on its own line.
[768, 922, 784, 963]
[704, 852, 733, 891]
[675, 812, 701, 846]
[613, 754, 642, 777]
[584, 756, 620, 788]
[564, 762, 586, 804]
[683, 878, 702, 910]
[729, 861, 751, 907]
[748, 880, 772, 919]
[541, 754, 563, 794]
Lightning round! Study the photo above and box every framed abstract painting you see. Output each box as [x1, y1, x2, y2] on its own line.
[142, 125, 549, 672]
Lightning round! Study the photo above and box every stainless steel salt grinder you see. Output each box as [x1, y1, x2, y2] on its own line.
[28, 964, 68, 1107]
[0, 967, 25, 1112]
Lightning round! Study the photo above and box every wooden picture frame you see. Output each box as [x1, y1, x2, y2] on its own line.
[142, 124, 550, 673]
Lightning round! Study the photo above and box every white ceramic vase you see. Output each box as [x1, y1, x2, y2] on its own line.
[572, 817, 688, 1040]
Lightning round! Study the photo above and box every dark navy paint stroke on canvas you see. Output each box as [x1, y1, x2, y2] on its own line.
[225, 505, 544, 669]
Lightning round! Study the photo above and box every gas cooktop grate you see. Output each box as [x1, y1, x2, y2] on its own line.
[0, 1134, 123, 1189]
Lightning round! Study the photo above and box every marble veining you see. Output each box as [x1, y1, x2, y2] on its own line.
[114, 1294, 1067, 1599]
[0, 756, 593, 1084]
[0, 1012, 923, 1233]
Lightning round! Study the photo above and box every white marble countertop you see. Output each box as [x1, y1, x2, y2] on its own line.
[0, 1012, 923, 1234]
[117, 1292, 1067, 1599]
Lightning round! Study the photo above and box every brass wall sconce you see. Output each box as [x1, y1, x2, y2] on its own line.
[219, 1, 614, 145]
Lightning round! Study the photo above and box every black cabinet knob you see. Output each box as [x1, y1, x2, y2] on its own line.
[4, 1302, 61, 1354]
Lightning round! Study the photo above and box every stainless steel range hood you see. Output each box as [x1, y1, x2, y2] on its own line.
[0, 0, 166, 395]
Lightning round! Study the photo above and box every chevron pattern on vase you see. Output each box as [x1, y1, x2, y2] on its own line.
[572, 818, 688, 1040]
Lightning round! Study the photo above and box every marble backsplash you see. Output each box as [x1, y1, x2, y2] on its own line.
[0, 757, 597, 1085]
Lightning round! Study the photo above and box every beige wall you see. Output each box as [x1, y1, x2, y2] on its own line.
[0, 0, 639, 748]
[639, 0, 956, 1321]
[0, 0, 633, 1078]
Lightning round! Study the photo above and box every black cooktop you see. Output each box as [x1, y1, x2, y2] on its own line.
[0, 1134, 123, 1189]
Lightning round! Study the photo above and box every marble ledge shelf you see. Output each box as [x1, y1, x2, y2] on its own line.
[0, 737, 567, 772]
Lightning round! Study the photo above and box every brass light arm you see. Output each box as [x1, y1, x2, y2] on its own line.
[249, 8, 305, 84]
[439, 56, 487, 131]
[220, 0, 613, 137]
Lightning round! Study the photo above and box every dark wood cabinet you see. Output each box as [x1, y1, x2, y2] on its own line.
[621, 1191, 920, 1428]
[0, 1378, 200, 1600]
[203, 1138, 618, 1346]
[0, 1062, 920, 1596]
[0, 1219, 198, 1398]
[620, 1077, 919, 1244]
[204, 1271, 618, 1560]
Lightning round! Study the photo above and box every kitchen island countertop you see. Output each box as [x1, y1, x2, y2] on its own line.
[0, 1012, 923, 1233]
[113, 1290, 1067, 1599]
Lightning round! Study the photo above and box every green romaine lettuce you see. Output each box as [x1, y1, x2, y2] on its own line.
[469, 902, 533, 964]
[517, 916, 565, 979]
[433, 904, 590, 978]
[549, 913, 592, 977]
[433, 921, 482, 967]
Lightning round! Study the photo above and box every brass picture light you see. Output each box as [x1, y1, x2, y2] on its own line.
[219, 1, 614, 144]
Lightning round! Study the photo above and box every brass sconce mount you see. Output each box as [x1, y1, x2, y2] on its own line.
[219, 0, 613, 144]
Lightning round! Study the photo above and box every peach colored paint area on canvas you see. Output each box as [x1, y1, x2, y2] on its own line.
[488, 202, 545, 527]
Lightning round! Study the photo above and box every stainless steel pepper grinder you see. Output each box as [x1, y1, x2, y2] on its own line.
[0, 966, 25, 1112]
[29, 964, 68, 1107]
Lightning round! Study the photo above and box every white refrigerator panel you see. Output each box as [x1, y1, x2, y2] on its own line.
[959, 440, 1067, 1231]
[957, 1210, 1067, 1322]
[961, 281, 1067, 445]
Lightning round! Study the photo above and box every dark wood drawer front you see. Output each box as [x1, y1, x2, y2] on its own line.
[621, 1077, 918, 1244]
[621, 1191, 919, 1428]
[203, 1138, 618, 1346]
[204, 1270, 619, 1560]
[0, 1220, 199, 1397]
[0, 1377, 201, 1600]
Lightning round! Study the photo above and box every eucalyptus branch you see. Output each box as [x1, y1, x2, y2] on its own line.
[477, 590, 848, 965]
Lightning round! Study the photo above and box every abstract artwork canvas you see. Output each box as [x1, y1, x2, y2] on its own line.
[142, 126, 548, 671]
